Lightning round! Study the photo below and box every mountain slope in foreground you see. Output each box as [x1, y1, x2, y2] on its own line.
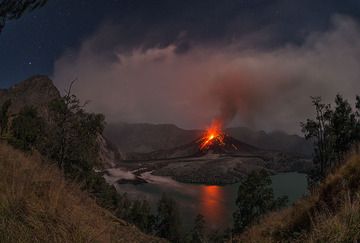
[0, 142, 165, 243]
[236, 153, 360, 242]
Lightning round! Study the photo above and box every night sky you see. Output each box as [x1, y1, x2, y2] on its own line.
[2, 0, 360, 132]
[1, 0, 360, 88]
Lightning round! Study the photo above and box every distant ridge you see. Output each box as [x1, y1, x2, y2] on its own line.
[124, 134, 259, 161]
[105, 122, 313, 157]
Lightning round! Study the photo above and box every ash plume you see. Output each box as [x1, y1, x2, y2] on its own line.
[53, 16, 360, 134]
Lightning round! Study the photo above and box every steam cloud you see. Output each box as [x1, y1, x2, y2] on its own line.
[53, 16, 360, 134]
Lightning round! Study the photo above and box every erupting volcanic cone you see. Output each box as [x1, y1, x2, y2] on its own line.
[124, 121, 259, 161]
[195, 120, 256, 155]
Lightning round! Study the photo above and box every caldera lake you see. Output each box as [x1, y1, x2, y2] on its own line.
[107, 171, 308, 230]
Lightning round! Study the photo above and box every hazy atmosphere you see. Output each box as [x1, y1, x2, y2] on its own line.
[54, 16, 360, 133]
[2, 1, 360, 133]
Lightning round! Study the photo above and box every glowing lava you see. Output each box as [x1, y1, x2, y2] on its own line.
[199, 120, 225, 150]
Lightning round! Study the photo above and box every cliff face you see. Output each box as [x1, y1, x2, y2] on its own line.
[0, 75, 120, 167]
[0, 75, 61, 120]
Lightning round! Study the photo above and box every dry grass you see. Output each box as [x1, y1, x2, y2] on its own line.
[235, 154, 360, 243]
[0, 142, 166, 243]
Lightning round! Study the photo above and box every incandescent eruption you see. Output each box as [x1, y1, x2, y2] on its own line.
[199, 120, 225, 150]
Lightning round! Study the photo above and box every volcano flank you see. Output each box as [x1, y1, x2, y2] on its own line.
[125, 133, 259, 161]
[116, 129, 312, 185]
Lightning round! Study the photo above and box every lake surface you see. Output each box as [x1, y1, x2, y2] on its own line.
[114, 172, 308, 230]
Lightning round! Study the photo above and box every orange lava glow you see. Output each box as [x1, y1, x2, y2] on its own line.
[199, 120, 225, 150]
[199, 185, 224, 226]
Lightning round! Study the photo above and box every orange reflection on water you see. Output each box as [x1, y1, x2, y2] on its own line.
[199, 185, 225, 228]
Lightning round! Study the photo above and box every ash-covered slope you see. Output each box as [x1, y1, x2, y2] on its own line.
[120, 133, 313, 184]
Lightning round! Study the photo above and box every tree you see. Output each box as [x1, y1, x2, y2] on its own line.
[354, 95, 360, 145]
[302, 95, 359, 182]
[0, 99, 11, 136]
[129, 199, 155, 233]
[46, 80, 105, 174]
[331, 94, 357, 164]
[10, 106, 44, 150]
[155, 194, 182, 242]
[190, 214, 207, 243]
[301, 96, 333, 178]
[233, 170, 288, 233]
[0, 0, 47, 32]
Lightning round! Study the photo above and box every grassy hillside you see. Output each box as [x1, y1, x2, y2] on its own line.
[0, 142, 166, 243]
[236, 153, 360, 242]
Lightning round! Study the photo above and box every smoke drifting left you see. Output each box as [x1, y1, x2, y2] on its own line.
[53, 16, 360, 134]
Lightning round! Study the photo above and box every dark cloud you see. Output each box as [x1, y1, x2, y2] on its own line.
[2, 0, 360, 86]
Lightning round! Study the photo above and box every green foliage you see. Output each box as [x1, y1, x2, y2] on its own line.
[0, 99, 11, 136]
[233, 170, 288, 234]
[0, 0, 47, 32]
[155, 194, 182, 242]
[10, 106, 44, 150]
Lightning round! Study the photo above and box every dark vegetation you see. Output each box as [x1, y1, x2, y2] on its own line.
[232, 170, 288, 234]
[301, 95, 360, 183]
[236, 151, 360, 242]
[0, 0, 47, 32]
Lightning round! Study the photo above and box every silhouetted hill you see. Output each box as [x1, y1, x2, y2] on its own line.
[104, 122, 202, 153]
[227, 127, 313, 157]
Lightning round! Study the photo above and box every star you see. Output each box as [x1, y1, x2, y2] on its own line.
[28, 61, 32, 65]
